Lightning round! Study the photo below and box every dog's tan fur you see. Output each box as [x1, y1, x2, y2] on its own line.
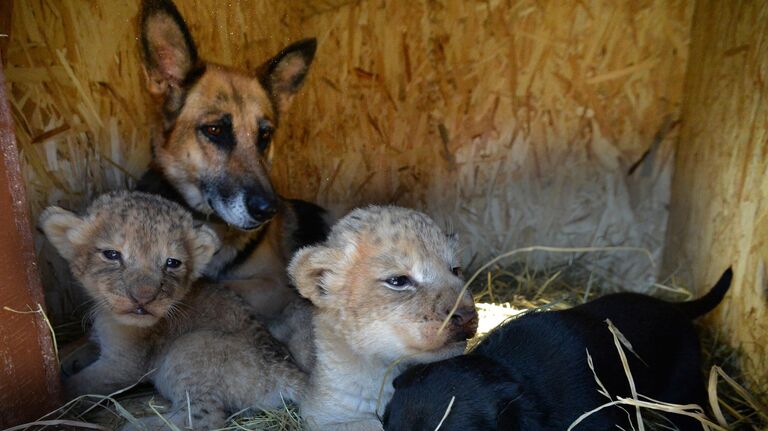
[284, 206, 479, 431]
[41, 192, 306, 430]
[205, 201, 315, 318]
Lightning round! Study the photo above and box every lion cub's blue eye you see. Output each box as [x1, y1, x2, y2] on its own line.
[165, 258, 182, 269]
[102, 250, 122, 261]
[384, 275, 413, 290]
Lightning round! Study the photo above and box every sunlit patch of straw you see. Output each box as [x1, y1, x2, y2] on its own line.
[439, 246, 655, 334]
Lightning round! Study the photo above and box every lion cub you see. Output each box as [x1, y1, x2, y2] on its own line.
[41, 191, 306, 430]
[285, 206, 478, 431]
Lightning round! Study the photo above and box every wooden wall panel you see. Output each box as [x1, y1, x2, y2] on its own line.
[276, 0, 693, 287]
[664, 0, 768, 387]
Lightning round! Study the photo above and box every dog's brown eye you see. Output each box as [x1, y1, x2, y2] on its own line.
[451, 267, 463, 278]
[384, 275, 413, 290]
[204, 125, 222, 137]
[257, 122, 273, 152]
[199, 115, 235, 151]
[165, 258, 182, 269]
[102, 250, 122, 261]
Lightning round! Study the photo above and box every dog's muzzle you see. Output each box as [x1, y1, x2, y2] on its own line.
[204, 181, 278, 230]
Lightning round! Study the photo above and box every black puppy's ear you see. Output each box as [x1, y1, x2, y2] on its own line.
[392, 374, 404, 390]
[140, 0, 199, 97]
[392, 363, 430, 389]
[257, 38, 317, 114]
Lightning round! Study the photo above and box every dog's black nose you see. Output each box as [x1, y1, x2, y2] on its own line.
[246, 193, 278, 222]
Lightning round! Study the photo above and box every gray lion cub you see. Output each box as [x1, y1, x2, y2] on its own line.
[41, 191, 306, 430]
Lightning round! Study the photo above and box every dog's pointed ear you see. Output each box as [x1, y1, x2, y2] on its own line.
[40, 207, 86, 262]
[189, 224, 220, 278]
[288, 243, 339, 307]
[257, 38, 317, 114]
[140, 0, 199, 97]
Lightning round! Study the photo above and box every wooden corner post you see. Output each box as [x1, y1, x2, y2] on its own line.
[0, 53, 62, 426]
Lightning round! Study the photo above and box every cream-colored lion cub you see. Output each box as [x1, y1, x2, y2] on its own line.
[41, 191, 306, 431]
[287, 206, 478, 431]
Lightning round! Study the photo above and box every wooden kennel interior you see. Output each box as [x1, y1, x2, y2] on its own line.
[0, 0, 765, 426]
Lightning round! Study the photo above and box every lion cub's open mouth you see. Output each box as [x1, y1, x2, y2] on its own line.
[131, 306, 150, 315]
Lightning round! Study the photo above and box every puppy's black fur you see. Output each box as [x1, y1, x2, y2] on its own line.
[383, 268, 733, 431]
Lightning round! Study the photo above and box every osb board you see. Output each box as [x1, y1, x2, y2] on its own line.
[664, 0, 768, 389]
[5, 1, 303, 321]
[278, 0, 693, 288]
[295, 0, 359, 18]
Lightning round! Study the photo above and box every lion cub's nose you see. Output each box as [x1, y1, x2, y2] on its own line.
[129, 286, 159, 306]
[450, 306, 479, 339]
[450, 306, 478, 327]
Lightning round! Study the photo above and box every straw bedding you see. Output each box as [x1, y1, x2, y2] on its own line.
[15, 260, 765, 431]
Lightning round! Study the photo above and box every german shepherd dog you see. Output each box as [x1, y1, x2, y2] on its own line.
[59, 0, 328, 376]
[135, 0, 330, 317]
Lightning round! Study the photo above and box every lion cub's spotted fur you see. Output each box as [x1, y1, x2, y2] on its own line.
[281, 206, 479, 431]
[41, 192, 306, 430]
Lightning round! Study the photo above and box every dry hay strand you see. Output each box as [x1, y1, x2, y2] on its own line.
[3, 303, 59, 362]
[569, 320, 725, 431]
[700, 329, 768, 430]
[10, 385, 305, 431]
[565, 320, 766, 431]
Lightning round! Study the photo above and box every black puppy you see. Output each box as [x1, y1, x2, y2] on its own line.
[383, 268, 733, 431]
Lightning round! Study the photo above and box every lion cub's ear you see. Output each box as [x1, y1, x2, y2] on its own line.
[40, 206, 86, 262]
[288, 245, 341, 308]
[189, 224, 220, 278]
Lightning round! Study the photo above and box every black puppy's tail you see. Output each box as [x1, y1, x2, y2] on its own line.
[676, 267, 733, 319]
